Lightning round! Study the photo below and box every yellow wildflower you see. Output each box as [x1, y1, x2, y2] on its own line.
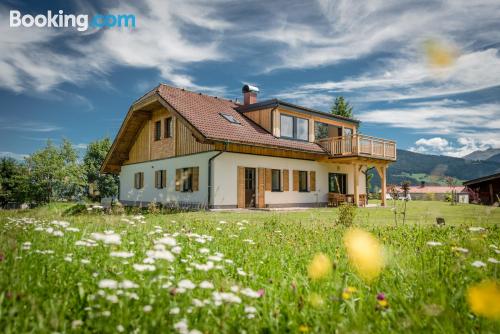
[467, 280, 500, 319]
[307, 253, 332, 280]
[343, 228, 384, 282]
[298, 324, 310, 332]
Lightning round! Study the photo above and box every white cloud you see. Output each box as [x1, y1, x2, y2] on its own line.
[410, 136, 495, 157]
[358, 99, 500, 157]
[0, 0, 232, 94]
[254, 0, 500, 71]
[291, 48, 500, 103]
[0, 151, 28, 160]
[414, 137, 449, 150]
[357, 101, 500, 134]
[0, 121, 62, 132]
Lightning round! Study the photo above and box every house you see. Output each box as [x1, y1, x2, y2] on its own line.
[463, 172, 500, 205]
[101, 84, 396, 209]
[405, 185, 456, 201]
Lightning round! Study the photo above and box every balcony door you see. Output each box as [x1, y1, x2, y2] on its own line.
[329, 173, 347, 194]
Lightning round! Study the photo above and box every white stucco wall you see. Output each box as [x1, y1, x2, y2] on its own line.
[119, 151, 367, 207]
[119, 152, 217, 205]
[211, 152, 366, 207]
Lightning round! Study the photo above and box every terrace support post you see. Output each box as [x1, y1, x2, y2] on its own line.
[376, 164, 387, 207]
[353, 163, 359, 207]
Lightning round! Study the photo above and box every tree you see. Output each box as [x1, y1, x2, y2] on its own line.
[83, 138, 118, 200]
[330, 96, 353, 118]
[0, 157, 30, 206]
[26, 139, 85, 203]
[445, 176, 459, 205]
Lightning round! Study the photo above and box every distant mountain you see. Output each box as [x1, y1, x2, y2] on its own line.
[369, 149, 500, 189]
[486, 153, 500, 163]
[464, 148, 500, 161]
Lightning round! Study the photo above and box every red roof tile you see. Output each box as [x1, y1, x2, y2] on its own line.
[156, 84, 326, 154]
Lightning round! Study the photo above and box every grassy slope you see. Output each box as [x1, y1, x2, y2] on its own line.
[0, 202, 499, 333]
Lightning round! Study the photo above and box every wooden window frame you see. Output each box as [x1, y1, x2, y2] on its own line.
[271, 169, 281, 192]
[298, 170, 309, 192]
[134, 172, 144, 189]
[154, 120, 161, 141]
[181, 168, 193, 192]
[329, 173, 347, 194]
[280, 113, 309, 141]
[164, 117, 172, 138]
[155, 170, 167, 189]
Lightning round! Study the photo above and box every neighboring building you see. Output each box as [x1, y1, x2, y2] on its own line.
[463, 172, 500, 205]
[101, 84, 396, 208]
[406, 184, 465, 201]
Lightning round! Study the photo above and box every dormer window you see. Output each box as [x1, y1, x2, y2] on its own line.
[280, 114, 309, 141]
[220, 113, 240, 124]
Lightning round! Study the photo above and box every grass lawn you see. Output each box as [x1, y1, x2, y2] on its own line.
[0, 201, 499, 333]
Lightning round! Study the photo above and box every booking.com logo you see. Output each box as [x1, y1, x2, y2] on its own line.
[9, 10, 136, 32]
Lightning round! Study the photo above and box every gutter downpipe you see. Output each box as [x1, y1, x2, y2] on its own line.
[207, 142, 227, 209]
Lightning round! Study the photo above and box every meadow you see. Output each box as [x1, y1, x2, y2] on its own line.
[0, 201, 499, 333]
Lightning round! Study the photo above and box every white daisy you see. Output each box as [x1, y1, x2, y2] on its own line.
[119, 280, 139, 289]
[98, 279, 118, 289]
[146, 250, 175, 262]
[133, 264, 156, 272]
[241, 288, 260, 298]
[110, 251, 135, 258]
[471, 260, 487, 267]
[199, 281, 214, 289]
[178, 279, 196, 290]
[426, 241, 442, 247]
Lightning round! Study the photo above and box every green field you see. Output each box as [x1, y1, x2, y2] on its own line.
[0, 201, 499, 333]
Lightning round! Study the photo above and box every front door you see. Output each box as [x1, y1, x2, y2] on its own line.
[244, 168, 256, 208]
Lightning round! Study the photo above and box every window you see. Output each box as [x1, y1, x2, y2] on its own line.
[154, 121, 161, 141]
[329, 173, 347, 194]
[220, 113, 240, 124]
[296, 117, 309, 140]
[176, 167, 199, 192]
[155, 170, 167, 189]
[299, 171, 308, 192]
[314, 121, 330, 140]
[280, 114, 294, 138]
[134, 172, 144, 189]
[182, 168, 193, 192]
[271, 169, 281, 192]
[280, 114, 309, 141]
[343, 127, 353, 136]
[164, 117, 172, 138]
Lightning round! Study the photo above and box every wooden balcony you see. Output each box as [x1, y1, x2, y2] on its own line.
[316, 134, 397, 160]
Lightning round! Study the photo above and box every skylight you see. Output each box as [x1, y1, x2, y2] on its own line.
[220, 113, 240, 124]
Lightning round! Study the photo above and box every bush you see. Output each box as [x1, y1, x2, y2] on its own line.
[111, 200, 125, 215]
[336, 203, 356, 227]
[147, 201, 160, 215]
[63, 203, 88, 216]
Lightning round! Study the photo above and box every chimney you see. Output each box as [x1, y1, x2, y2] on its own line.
[242, 84, 259, 105]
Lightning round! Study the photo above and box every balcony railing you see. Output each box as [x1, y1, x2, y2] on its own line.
[316, 134, 396, 160]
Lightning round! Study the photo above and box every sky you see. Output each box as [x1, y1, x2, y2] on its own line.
[1, 0, 500, 160]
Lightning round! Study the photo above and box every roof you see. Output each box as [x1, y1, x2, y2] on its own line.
[407, 186, 454, 194]
[236, 99, 360, 125]
[154, 84, 326, 154]
[463, 172, 500, 186]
